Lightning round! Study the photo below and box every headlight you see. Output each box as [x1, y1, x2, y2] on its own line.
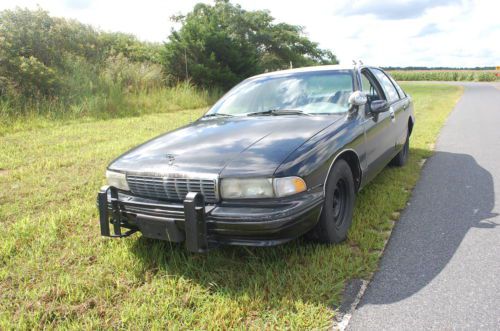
[221, 178, 274, 199]
[106, 170, 130, 191]
[220, 176, 307, 199]
[274, 177, 307, 197]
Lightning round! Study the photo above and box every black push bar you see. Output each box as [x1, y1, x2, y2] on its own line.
[97, 186, 210, 253]
[184, 192, 209, 253]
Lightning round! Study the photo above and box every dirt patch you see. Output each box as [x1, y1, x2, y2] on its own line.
[0, 168, 8, 177]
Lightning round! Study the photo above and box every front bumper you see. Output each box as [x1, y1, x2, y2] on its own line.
[97, 186, 324, 252]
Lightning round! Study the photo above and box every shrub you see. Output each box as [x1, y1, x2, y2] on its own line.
[0, 8, 163, 101]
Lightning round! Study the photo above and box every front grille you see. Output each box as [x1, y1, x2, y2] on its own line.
[127, 175, 218, 203]
[121, 200, 185, 221]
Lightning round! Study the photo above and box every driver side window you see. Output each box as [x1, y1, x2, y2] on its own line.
[361, 72, 381, 102]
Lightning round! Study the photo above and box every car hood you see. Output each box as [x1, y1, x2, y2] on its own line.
[109, 115, 343, 177]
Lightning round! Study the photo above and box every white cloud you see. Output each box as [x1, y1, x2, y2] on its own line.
[64, 0, 92, 10]
[1, 0, 499, 67]
[336, 0, 461, 20]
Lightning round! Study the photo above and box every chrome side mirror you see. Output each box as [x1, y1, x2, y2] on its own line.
[348, 91, 367, 106]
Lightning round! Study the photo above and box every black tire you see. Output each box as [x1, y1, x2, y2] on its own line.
[391, 130, 410, 167]
[308, 159, 355, 243]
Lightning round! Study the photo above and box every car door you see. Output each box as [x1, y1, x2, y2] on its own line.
[360, 69, 395, 183]
[370, 68, 407, 155]
[387, 73, 411, 150]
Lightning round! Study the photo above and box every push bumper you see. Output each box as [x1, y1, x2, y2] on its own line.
[97, 186, 324, 252]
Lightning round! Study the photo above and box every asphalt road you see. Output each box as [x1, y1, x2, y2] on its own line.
[348, 83, 500, 330]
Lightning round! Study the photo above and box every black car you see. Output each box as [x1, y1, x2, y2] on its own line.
[97, 65, 415, 252]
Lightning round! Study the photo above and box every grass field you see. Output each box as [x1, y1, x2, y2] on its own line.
[0, 83, 463, 329]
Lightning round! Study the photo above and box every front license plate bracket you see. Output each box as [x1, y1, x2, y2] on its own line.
[135, 214, 185, 242]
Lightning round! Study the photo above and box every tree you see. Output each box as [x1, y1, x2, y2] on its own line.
[163, 0, 337, 89]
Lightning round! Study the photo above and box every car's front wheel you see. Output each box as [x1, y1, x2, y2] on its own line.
[308, 159, 355, 243]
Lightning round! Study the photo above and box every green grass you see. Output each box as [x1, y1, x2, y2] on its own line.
[0, 83, 463, 329]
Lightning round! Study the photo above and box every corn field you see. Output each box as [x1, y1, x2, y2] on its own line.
[389, 70, 499, 82]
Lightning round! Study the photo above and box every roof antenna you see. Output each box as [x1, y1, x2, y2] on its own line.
[359, 60, 364, 65]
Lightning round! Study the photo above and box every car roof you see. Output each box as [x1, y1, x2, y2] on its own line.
[249, 64, 381, 80]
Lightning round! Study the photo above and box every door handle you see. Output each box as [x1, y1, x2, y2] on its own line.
[389, 107, 395, 121]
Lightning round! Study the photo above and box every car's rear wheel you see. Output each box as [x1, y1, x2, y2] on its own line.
[391, 129, 410, 167]
[308, 159, 355, 243]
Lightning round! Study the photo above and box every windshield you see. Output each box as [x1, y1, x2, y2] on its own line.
[207, 70, 354, 116]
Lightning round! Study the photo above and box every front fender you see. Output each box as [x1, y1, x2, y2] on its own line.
[274, 115, 366, 191]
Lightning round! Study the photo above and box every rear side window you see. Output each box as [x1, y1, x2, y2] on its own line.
[387, 74, 406, 98]
[371, 69, 400, 103]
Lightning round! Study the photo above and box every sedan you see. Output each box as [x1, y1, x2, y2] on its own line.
[97, 64, 415, 252]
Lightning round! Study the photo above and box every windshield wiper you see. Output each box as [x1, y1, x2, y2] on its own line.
[203, 113, 234, 118]
[246, 109, 311, 116]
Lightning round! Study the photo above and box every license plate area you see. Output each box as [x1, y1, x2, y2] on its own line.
[136, 214, 185, 242]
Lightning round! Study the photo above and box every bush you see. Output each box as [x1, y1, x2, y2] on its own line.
[0, 8, 163, 101]
[0, 7, 170, 119]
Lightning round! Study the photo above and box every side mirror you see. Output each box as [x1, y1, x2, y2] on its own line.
[370, 100, 389, 113]
[348, 91, 367, 106]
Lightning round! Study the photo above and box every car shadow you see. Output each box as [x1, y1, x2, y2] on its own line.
[357, 150, 498, 306]
[128, 149, 497, 310]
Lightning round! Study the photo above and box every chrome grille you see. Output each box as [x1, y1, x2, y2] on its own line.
[126, 175, 218, 203]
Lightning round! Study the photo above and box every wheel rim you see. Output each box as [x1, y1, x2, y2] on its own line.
[332, 178, 347, 226]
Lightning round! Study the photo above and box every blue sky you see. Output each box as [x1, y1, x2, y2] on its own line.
[3, 0, 500, 67]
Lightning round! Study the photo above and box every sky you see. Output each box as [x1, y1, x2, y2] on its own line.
[2, 0, 499, 67]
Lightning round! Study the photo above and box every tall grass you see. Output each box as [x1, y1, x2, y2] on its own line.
[0, 53, 221, 135]
[0, 83, 220, 135]
[390, 70, 499, 82]
[100, 54, 164, 93]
